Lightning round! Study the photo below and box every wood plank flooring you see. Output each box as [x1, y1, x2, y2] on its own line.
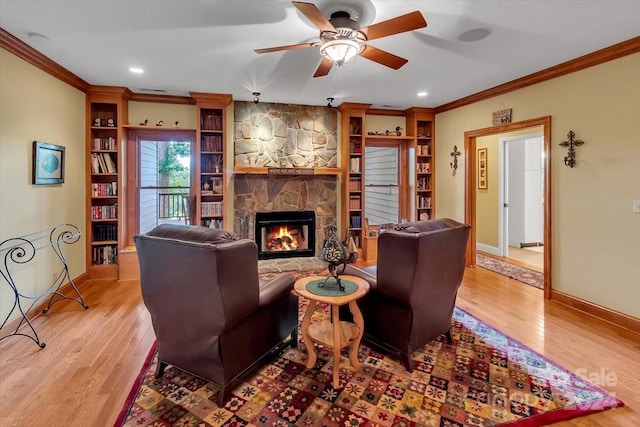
[0, 268, 638, 426]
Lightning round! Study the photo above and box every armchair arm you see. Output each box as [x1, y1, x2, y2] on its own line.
[259, 272, 296, 307]
[341, 264, 377, 291]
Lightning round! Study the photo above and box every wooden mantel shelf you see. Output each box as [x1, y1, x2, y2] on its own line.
[233, 167, 342, 176]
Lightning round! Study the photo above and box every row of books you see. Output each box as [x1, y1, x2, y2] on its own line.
[417, 177, 430, 191]
[92, 244, 117, 265]
[91, 204, 118, 219]
[91, 182, 117, 197]
[91, 152, 117, 174]
[349, 177, 362, 191]
[417, 196, 432, 209]
[201, 113, 222, 131]
[349, 140, 362, 153]
[417, 162, 431, 174]
[93, 224, 117, 241]
[201, 201, 223, 216]
[416, 144, 431, 156]
[349, 157, 361, 173]
[93, 137, 117, 151]
[202, 135, 223, 151]
[349, 215, 362, 228]
[349, 195, 361, 210]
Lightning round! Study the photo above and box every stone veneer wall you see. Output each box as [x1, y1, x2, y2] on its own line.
[234, 101, 337, 168]
[233, 175, 337, 256]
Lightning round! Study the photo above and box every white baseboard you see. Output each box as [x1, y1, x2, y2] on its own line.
[477, 243, 500, 256]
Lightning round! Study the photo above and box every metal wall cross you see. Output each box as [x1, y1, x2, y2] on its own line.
[450, 145, 461, 170]
[559, 130, 584, 168]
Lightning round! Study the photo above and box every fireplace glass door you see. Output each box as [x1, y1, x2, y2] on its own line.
[255, 211, 315, 259]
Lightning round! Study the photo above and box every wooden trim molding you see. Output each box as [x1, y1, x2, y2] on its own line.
[130, 93, 196, 105]
[0, 28, 90, 92]
[189, 92, 233, 106]
[436, 36, 640, 113]
[550, 290, 640, 334]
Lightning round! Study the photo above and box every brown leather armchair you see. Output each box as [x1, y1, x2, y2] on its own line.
[134, 224, 298, 405]
[342, 218, 470, 372]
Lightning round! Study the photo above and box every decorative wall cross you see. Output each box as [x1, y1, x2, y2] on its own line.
[559, 130, 584, 168]
[450, 145, 461, 170]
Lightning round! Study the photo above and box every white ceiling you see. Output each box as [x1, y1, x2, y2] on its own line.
[1, 0, 639, 109]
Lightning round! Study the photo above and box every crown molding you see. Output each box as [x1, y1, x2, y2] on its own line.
[0, 28, 90, 92]
[435, 36, 640, 113]
[130, 93, 196, 105]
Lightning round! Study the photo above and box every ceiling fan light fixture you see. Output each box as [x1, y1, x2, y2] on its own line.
[319, 38, 364, 67]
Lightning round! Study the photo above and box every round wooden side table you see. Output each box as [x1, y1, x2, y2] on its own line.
[294, 275, 370, 389]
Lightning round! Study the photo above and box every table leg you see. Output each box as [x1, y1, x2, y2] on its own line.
[348, 300, 364, 369]
[332, 304, 341, 389]
[301, 300, 317, 369]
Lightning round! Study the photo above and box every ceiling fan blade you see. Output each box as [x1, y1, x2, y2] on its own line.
[360, 11, 427, 41]
[292, 1, 336, 33]
[255, 42, 318, 54]
[360, 45, 408, 70]
[313, 57, 333, 77]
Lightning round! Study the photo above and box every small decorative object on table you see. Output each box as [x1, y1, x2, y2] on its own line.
[319, 225, 356, 291]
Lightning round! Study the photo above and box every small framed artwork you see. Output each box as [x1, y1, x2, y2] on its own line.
[478, 148, 488, 189]
[33, 141, 65, 185]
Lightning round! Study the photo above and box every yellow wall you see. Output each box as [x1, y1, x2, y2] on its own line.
[365, 115, 406, 135]
[476, 126, 543, 248]
[128, 101, 196, 129]
[436, 53, 640, 318]
[0, 48, 86, 322]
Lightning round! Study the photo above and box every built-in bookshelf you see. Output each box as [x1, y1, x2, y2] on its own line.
[86, 87, 131, 278]
[339, 103, 370, 251]
[406, 108, 435, 220]
[190, 92, 233, 229]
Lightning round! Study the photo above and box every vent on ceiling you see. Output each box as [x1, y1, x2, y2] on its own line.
[138, 88, 167, 93]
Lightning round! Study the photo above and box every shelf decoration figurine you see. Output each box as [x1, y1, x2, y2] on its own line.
[319, 225, 356, 291]
[139, 119, 148, 126]
[559, 130, 584, 168]
[173, 121, 180, 127]
[156, 120, 164, 127]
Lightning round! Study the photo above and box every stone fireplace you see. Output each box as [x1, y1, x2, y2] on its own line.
[233, 101, 339, 257]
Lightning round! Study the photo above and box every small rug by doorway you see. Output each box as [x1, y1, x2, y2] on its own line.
[115, 302, 622, 426]
[477, 253, 543, 290]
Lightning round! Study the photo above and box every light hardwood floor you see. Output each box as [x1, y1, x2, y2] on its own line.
[0, 267, 638, 426]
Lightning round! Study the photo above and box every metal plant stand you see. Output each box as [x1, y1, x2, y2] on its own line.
[0, 224, 88, 348]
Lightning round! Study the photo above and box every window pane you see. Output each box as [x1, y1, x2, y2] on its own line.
[139, 140, 191, 234]
[364, 146, 399, 225]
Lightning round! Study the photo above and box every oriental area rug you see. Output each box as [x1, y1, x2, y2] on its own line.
[115, 287, 622, 426]
[476, 254, 543, 290]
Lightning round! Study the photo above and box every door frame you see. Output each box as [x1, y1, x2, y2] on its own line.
[464, 116, 552, 298]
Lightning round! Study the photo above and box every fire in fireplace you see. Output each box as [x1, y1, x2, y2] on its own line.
[255, 211, 315, 259]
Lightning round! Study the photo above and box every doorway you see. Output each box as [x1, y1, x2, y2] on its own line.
[464, 117, 552, 298]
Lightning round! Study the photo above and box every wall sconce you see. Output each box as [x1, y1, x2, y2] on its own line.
[559, 130, 584, 168]
[326, 97, 334, 108]
[253, 92, 260, 104]
[450, 145, 461, 170]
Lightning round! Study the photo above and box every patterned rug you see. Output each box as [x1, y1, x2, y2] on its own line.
[115, 292, 622, 426]
[476, 254, 543, 290]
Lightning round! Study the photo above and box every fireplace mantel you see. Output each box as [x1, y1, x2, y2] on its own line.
[233, 167, 342, 176]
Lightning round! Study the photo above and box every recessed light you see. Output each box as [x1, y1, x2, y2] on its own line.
[458, 28, 492, 42]
[417, 91, 428, 97]
[129, 67, 144, 74]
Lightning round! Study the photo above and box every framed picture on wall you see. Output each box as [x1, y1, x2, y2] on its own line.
[33, 141, 65, 185]
[478, 148, 488, 189]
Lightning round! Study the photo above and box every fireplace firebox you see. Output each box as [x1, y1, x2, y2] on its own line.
[255, 211, 315, 259]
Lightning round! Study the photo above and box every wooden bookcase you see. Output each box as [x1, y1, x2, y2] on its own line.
[190, 93, 233, 229]
[339, 103, 370, 251]
[406, 108, 436, 220]
[86, 86, 131, 279]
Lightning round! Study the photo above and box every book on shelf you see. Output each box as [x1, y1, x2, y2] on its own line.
[201, 113, 222, 131]
[417, 144, 430, 156]
[201, 201, 223, 216]
[91, 204, 118, 220]
[93, 137, 117, 151]
[91, 153, 117, 174]
[91, 182, 117, 197]
[350, 157, 361, 173]
[202, 135, 223, 151]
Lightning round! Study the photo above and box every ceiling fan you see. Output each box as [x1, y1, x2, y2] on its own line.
[255, 1, 427, 77]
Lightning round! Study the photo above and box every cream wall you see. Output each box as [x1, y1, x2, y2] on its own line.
[0, 48, 86, 322]
[128, 101, 196, 129]
[365, 115, 406, 135]
[435, 53, 640, 318]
